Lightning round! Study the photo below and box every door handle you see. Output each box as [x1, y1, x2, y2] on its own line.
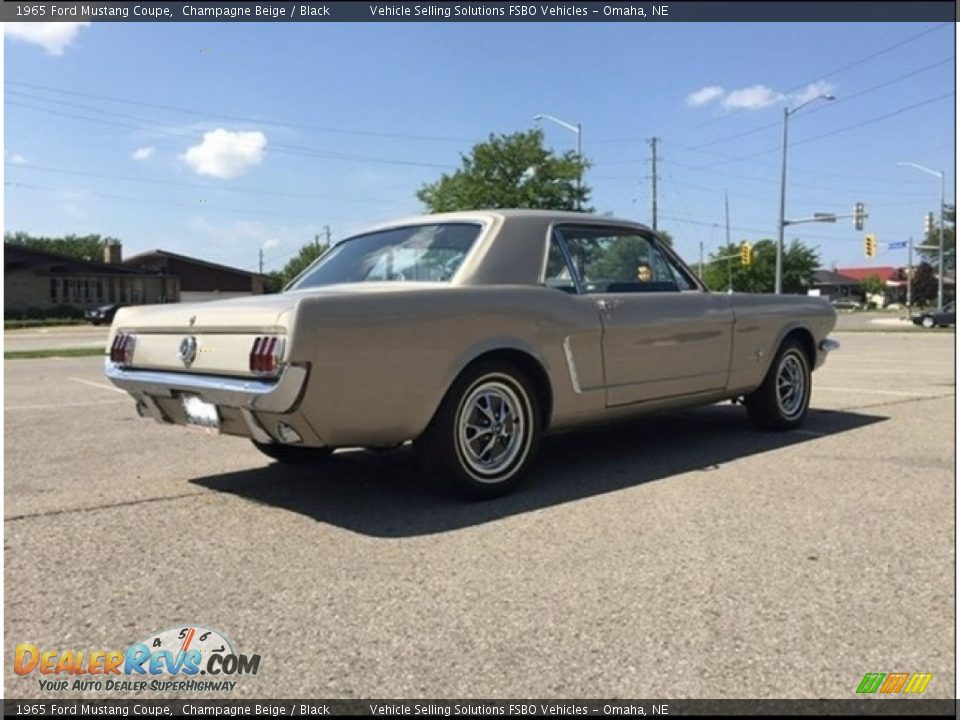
[596, 298, 622, 312]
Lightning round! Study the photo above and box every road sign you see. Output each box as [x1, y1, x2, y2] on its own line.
[887, 241, 908, 250]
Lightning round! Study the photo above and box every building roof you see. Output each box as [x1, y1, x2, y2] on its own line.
[123, 249, 267, 279]
[4, 242, 153, 276]
[812, 269, 858, 286]
[835, 266, 901, 282]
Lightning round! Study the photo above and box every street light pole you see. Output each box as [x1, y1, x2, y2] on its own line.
[534, 113, 583, 210]
[898, 161, 946, 310]
[776, 93, 835, 295]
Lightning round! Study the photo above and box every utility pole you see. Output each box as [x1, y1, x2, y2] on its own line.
[699, 239, 704, 280]
[907, 236, 913, 315]
[724, 189, 731, 247]
[314, 233, 320, 253]
[650, 136, 658, 231]
[258, 247, 263, 274]
[324, 225, 332, 249]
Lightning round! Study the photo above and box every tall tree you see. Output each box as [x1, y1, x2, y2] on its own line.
[5, 232, 116, 262]
[270, 242, 330, 290]
[703, 238, 819, 294]
[918, 203, 955, 272]
[416, 130, 590, 212]
[910, 261, 938, 306]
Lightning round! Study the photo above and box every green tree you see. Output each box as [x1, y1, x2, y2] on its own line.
[656, 229, 674, 247]
[416, 130, 590, 212]
[919, 204, 955, 271]
[5, 231, 117, 261]
[910, 261, 938, 306]
[271, 242, 330, 290]
[703, 238, 819, 294]
[858, 274, 886, 300]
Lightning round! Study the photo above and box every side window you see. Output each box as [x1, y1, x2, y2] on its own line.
[557, 227, 691, 293]
[543, 235, 577, 294]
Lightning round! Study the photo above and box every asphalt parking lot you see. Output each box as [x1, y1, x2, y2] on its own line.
[4, 331, 955, 699]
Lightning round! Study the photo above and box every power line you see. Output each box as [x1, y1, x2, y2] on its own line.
[6, 98, 456, 170]
[5, 163, 408, 206]
[680, 22, 951, 133]
[679, 56, 952, 153]
[6, 80, 476, 143]
[688, 91, 954, 170]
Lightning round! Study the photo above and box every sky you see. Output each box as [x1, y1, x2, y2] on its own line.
[2, 20, 956, 274]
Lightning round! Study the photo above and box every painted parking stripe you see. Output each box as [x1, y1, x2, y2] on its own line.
[68, 376, 125, 394]
[7, 399, 127, 411]
[815, 386, 948, 397]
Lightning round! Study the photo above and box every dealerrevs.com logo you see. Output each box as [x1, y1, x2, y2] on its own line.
[14, 625, 261, 693]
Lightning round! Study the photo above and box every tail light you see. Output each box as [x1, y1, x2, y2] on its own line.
[109, 332, 137, 366]
[249, 336, 285, 376]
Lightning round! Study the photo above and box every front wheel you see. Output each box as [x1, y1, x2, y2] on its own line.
[922, 316, 936, 329]
[744, 338, 811, 431]
[415, 360, 542, 499]
[252, 441, 334, 464]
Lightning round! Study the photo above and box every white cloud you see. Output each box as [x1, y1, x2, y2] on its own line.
[791, 80, 835, 106]
[722, 85, 783, 111]
[688, 79, 837, 113]
[7, 152, 28, 165]
[3, 22, 90, 55]
[182, 129, 267, 179]
[132, 147, 155, 161]
[262, 238, 280, 251]
[686, 85, 724, 107]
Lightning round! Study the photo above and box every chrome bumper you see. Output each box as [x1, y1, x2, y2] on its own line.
[104, 360, 308, 414]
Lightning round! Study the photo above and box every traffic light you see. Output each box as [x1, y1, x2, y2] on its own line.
[739, 241, 752, 266]
[854, 202, 866, 231]
[924, 212, 935, 234]
[864, 234, 877, 258]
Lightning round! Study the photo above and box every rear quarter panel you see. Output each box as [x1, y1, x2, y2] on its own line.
[288, 286, 605, 447]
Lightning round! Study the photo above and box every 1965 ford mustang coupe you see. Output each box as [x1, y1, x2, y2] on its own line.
[105, 210, 838, 498]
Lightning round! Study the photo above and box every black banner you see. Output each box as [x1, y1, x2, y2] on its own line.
[0, 1, 955, 23]
[3, 699, 958, 716]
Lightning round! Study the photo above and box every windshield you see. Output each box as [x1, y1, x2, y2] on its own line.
[289, 222, 482, 290]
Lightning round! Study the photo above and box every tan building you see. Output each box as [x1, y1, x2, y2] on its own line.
[5, 242, 176, 316]
[123, 249, 268, 303]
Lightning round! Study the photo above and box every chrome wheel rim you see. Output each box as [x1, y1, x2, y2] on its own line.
[776, 351, 806, 419]
[456, 379, 527, 481]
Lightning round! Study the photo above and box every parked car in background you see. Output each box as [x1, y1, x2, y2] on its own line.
[84, 304, 120, 326]
[912, 301, 955, 329]
[104, 210, 838, 498]
[830, 298, 862, 312]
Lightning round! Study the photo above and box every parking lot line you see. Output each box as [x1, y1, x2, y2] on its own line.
[815, 386, 948, 397]
[68, 376, 126, 394]
[6, 399, 128, 411]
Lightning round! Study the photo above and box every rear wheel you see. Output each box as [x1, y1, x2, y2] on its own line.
[745, 338, 811, 431]
[416, 360, 541, 499]
[252, 441, 333, 464]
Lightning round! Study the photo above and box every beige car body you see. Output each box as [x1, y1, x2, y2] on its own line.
[105, 210, 837, 448]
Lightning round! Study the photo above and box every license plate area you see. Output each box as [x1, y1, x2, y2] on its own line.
[180, 394, 220, 430]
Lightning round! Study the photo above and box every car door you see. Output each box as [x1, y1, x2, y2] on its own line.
[555, 225, 734, 407]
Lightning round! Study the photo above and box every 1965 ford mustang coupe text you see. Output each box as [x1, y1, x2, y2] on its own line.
[105, 210, 838, 498]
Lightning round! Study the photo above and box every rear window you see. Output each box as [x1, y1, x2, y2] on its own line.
[290, 223, 482, 289]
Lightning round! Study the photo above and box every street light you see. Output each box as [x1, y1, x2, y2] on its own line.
[775, 93, 835, 294]
[898, 161, 946, 310]
[534, 113, 583, 210]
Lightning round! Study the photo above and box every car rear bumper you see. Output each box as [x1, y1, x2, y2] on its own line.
[104, 360, 308, 414]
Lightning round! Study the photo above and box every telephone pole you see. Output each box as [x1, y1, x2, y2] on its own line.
[258, 247, 263, 274]
[649, 137, 659, 231]
[724, 189, 731, 247]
